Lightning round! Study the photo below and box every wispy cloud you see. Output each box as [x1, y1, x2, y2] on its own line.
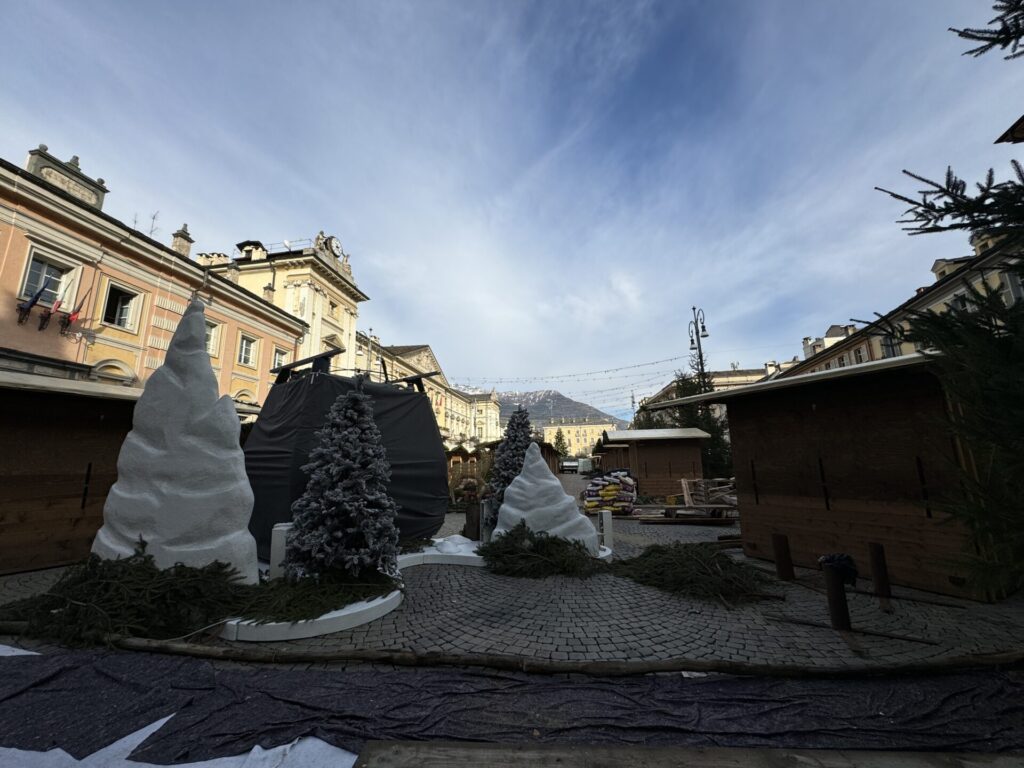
[1, 0, 1019, 419]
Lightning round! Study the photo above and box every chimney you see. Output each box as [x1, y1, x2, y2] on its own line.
[236, 240, 267, 261]
[224, 260, 240, 284]
[171, 224, 194, 257]
[196, 252, 230, 266]
[263, 283, 275, 301]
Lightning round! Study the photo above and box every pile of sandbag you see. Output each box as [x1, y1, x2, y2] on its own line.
[582, 470, 637, 516]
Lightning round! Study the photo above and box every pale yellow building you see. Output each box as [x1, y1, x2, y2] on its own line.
[541, 420, 615, 457]
[352, 334, 502, 446]
[785, 233, 1023, 377]
[201, 233, 368, 378]
[0, 146, 306, 411]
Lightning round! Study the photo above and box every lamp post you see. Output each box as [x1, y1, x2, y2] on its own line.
[688, 306, 710, 392]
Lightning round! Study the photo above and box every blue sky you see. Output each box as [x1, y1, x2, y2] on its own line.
[1, 0, 1020, 419]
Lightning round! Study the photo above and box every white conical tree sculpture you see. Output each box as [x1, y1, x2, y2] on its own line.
[91, 300, 258, 583]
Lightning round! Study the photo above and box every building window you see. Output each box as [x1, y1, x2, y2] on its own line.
[273, 348, 288, 369]
[238, 334, 257, 366]
[205, 322, 221, 355]
[824, 362, 831, 370]
[948, 293, 968, 312]
[837, 355, 846, 368]
[22, 257, 70, 306]
[881, 334, 901, 359]
[103, 285, 138, 329]
[853, 347, 864, 364]
[1001, 268, 1024, 306]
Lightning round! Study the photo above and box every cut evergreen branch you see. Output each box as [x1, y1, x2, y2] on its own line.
[399, 538, 433, 554]
[611, 542, 770, 604]
[950, 0, 1024, 59]
[876, 163, 1024, 235]
[477, 521, 604, 578]
[0, 551, 398, 646]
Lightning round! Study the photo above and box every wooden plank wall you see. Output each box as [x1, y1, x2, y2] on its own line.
[632, 441, 704, 497]
[728, 367, 975, 598]
[0, 389, 133, 574]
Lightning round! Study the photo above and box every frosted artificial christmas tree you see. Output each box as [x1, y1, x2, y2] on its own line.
[92, 300, 258, 583]
[284, 381, 400, 580]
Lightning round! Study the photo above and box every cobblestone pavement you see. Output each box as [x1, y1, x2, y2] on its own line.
[3, 513, 1023, 670]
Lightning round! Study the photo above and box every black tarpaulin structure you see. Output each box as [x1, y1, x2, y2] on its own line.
[244, 373, 448, 559]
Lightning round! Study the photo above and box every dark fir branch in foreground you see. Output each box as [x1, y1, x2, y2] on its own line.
[875, 162, 1024, 235]
[949, 0, 1024, 60]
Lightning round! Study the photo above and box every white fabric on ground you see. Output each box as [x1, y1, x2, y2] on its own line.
[0, 714, 358, 768]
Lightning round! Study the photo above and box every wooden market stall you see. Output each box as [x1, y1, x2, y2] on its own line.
[643, 355, 976, 598]
[593, 429, 708, 497]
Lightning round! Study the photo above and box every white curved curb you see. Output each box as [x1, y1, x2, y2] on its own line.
[223, 533, 613, 642]
[221, 590, 403, 642]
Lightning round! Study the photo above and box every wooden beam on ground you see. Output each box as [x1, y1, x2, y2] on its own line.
[355, 741, 1023, 767]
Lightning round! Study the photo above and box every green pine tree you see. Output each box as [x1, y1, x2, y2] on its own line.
[553, 428, 569, 457]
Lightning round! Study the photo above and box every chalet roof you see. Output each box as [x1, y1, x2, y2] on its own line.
[603, 428, 710, 442]
[0, 369, 261, 415]
[996, 113, 1024, 144]
[644, 353, 930, 410]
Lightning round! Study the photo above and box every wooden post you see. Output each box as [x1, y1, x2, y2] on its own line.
[823, 565, 852, 631]
[772, 533, 795, 581]
[869, 542, 892, 598]
[465, 503, 481, 541]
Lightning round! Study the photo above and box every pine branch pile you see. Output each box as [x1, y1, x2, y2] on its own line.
[477, 521, 605, 579]
[610, 542, 770, 604]
[0, 550, 397, 646]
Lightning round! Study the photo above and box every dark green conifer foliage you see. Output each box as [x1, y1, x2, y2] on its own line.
[901, 260, 1024, 594]
[488, 406, 533, 503]
[285, 383, 400, 580]
[553, 428, 569, 457]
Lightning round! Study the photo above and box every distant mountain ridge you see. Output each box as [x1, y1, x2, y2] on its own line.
[491, 389, 629, 430]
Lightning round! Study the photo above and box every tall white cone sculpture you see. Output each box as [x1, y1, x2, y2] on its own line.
[493, 442, 600, 555]
[91, 300, 258, 583]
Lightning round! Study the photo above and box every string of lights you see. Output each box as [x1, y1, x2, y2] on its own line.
[455, 353, 691, 384]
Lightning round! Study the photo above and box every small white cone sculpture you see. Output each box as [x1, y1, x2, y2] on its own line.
[493, 442, 600, 555]
[91, 301, 258, 583]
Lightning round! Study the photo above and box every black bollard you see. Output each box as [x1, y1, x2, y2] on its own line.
[772, 533, 795, 581]
[869, 542, 892, 599]
[823, 564, 852, 631]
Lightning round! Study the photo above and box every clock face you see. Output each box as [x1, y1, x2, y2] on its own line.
[329, 236, 343, 257]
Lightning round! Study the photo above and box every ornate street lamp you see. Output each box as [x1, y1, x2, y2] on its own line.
[688, 306, 710, 392]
